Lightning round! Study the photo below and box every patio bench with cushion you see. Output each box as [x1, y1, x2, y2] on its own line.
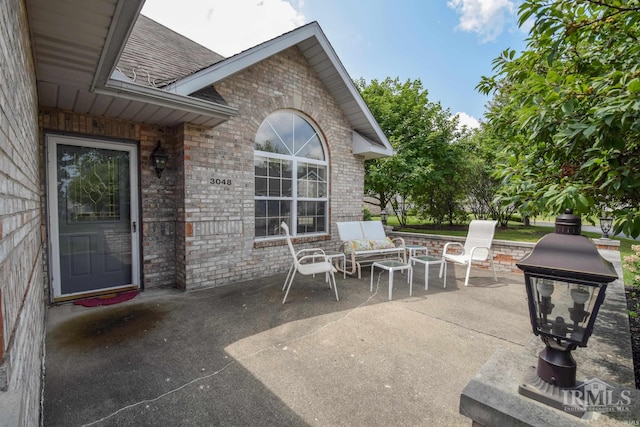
[336, 220, 406, 278]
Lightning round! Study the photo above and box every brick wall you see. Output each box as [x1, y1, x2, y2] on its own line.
[0, 0, 45, 424]
[39, 110, 181, 291]
[393, 231, 620, 274]
[177, 46, 365, 289]
[140, 126, 179, 289]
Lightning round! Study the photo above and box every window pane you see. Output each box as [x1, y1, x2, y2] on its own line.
[293, 115, 323, 160]
[255, 122, 287, 154]
[59, 146, 128, 222]
[268, 200, 281, 217]
[268, 159, 282, 177]
[317, 166, 326, 181]
[254, 157, 267, 177]
[296, 134, 323, 160]
[255, 200, 266, 217]
[318, 182, 327, 198]
[266, 112, 294, 154]
[297, 180, 308, 198]
[255, 177, 267, 196]
[268, 178, 280, 197]
[282, 178, 292, 197]
[255, 218, 267, 237]
[280, 201, 291, 218]
[267, 218, 281, 236]
[282, 160, 292, 178]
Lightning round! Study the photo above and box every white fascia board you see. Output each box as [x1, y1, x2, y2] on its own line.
[315, 32, 394, 155]
[353, 131, 394, 160]
[91, 0, 146, 91]
[99, 78, 238, 119]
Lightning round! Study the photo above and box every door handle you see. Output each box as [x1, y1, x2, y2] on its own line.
[132, 221, 137, 233]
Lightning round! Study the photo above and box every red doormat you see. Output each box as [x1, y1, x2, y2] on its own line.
[73, 290, 139, 307]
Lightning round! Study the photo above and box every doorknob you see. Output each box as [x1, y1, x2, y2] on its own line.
[132, 221, 137, 232]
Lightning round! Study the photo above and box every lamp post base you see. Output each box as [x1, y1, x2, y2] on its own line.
[518, 366, 598, 420]
[537, 345, 576, 387]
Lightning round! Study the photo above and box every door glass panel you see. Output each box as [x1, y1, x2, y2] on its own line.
[56, 145, 132, 294]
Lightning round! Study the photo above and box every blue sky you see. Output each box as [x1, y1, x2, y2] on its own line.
[142, 0, 530, 128]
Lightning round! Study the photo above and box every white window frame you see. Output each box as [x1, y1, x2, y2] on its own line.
[254, 111, 329, 239]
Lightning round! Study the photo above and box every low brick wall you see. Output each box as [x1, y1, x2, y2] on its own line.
[390, 231, 620, 274]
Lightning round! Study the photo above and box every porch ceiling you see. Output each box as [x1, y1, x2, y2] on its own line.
[26, 0, 235, 127]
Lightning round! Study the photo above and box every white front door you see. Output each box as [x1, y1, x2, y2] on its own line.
[46, 135, 140, 300]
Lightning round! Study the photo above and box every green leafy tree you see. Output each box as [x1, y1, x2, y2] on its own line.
[457, 128, 505, 223]
[478, 0, 640, 237]
[356, 77, 465, 226]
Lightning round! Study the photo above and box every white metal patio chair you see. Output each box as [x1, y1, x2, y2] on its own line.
[281, 222, 339, 304]
[439, 220, 498, 287]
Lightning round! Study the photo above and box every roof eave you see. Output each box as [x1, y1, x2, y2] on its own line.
[353, 131, 395, 160]
[100, 78, 238, 121]
[91, 0, 146, 91]
[165, 24, 323, 96]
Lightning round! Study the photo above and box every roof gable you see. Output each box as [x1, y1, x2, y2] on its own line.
[163, 22, 393, 158]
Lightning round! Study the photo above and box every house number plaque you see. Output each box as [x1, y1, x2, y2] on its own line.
[210, 177, 232, 185]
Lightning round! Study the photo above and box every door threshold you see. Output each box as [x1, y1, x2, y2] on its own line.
[53, 286, 140, 304]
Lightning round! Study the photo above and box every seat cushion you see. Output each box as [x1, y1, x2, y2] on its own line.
[345, 238, 396, 253]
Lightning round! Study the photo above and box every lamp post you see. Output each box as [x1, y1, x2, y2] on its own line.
[599, 215, 613, 239]
[151, 140, 168, 178]
[516, 209, 617, 414]
[380, 208, 388, 226]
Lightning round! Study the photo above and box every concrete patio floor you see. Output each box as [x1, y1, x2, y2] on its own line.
[42, 260, 635, 426]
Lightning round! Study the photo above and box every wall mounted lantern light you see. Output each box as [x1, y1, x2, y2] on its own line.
[151, 140, 167, 178]
[516, 209, 617, 415]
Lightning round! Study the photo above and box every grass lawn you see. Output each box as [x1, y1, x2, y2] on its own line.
[380, 216, 636, 286]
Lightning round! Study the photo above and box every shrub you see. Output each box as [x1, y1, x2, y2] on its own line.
[363, 207, 372, 221]
[624, 244, 640, 288]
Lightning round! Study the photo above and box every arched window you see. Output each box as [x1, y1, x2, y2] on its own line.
[254, 111, 328, 238]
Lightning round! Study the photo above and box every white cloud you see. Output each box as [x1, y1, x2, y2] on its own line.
[141, 0, 306, 57]
[447, 0, 517, 43]
[455, 112, 480, 129]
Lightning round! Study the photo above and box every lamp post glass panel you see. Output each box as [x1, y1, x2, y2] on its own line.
[528, 276, 605, 347]
[516, 209, 617, 413]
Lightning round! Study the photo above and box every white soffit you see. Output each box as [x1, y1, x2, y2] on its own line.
[26, 0, 236, 127]
[353, 131, 394, 160]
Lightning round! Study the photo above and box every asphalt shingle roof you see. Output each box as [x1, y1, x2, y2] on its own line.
[117, 15, 225, 88]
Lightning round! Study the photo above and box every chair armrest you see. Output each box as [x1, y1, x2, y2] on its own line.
[391, 237, 405, 247]
[298, 251, 328, 264]
[338, 241, 357, 253]
[468, 246, 492, 261]
[295, 248, 325, 257]
[443, 242, 464, 255]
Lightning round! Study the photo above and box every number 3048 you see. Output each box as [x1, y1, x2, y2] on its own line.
[210, 178, 232, 185]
